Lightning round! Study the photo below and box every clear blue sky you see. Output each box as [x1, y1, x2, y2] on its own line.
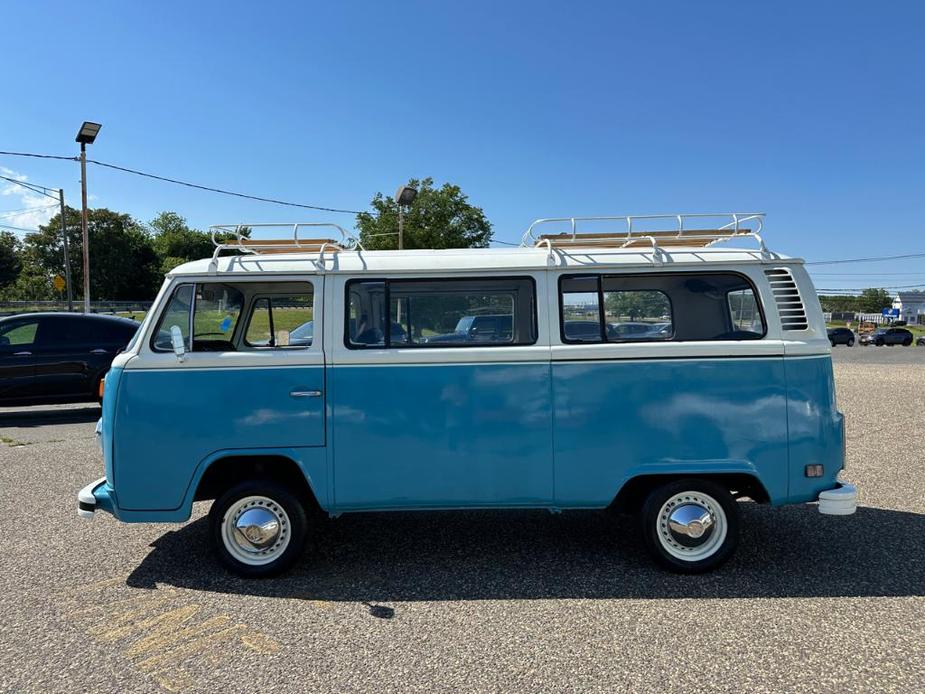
[2, 1, 923, 292]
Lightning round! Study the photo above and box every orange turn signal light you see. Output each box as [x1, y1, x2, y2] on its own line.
[98, 377, 106, 400]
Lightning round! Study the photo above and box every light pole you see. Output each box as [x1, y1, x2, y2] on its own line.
[394, 184, 418, 250]
[76, 121, 101, 313]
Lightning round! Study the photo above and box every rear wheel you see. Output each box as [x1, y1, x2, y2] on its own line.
[209, 480, 308, 578]
[903, 337, 912, 346]
[640, 479, 739, 573]
[847, 337, 855, 346]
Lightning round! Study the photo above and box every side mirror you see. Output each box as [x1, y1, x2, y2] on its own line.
[170, 325, 186, 363]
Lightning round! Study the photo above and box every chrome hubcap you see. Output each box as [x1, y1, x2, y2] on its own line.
[667, 503, 715, 546]
[222, 496, 290, 566]
[657, 491, 727, 561]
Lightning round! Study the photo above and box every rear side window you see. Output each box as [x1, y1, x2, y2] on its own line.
[559, 272, 765, 343]
[346, 277, 537, 348]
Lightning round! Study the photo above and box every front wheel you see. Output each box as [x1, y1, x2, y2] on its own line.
[640, 479, 739, 573]
[209, 480, 308, 578]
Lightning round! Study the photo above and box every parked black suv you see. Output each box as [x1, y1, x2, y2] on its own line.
[0, 313, 139, 405]
[827, 327, 855, 347]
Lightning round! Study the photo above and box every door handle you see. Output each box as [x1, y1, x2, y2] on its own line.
[90, 349, 108, 354]
[13, 351, 31, 356]
[290, 390, 322, 398]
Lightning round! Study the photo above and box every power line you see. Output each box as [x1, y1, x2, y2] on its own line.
[0, 204, 57, 219]
[816, 283, 925, 292]
[0, 150, 77, 162]
[1, 149, 366, 214]
[0, 173, 59, 200]
[806, 251, 925, 266]
[0, 222, 41, 233]
[87, 159, 364, 214]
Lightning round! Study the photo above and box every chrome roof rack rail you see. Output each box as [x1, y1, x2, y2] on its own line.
[521, 212, 769, 259]
[208, 222, 364, 271]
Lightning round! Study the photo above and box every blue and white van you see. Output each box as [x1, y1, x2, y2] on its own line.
[78, 214, 857, 576]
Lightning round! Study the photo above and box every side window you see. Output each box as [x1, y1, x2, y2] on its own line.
[559, 273, 765, 343]
[347, 281, 387, 347]
[727, 288, 762, 336]
[0, 319, 41, 348]
[153, 285, 194, 351]
[561, 276, 602, 342]
[346, 277, 536, 348]
[244, 289, 314, 348]
[192, 284, 244, 351]
[602, 283, 672, 342]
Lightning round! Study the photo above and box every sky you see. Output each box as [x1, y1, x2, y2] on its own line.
[1, 1, 923, 293]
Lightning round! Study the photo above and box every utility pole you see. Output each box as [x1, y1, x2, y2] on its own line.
[58, 189, 74, 311]
[79, 144, 90, 313]
[75, 121, 101, 314]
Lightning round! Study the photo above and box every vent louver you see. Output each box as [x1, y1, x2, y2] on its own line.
[764, 268, 808, 331]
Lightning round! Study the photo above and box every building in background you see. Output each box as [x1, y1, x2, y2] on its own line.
[892, 292, 925, 324]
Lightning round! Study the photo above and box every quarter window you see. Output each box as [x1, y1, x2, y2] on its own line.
[346, 277, 537, 348]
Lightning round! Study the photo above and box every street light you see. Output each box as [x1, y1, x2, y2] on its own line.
[394, 184, 417, 250]
[75, 121, 101, 313]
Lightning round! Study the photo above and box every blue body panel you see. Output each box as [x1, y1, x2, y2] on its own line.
[331, 363, 554, 509]
[99, 364, 124, 487]
[113, 366, 325, 510]
[552, 357, 790, 506]
[98, 354, 844, 521]
[783, 355, 845, 501]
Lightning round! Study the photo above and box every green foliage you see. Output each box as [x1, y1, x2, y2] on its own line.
[0, 231, 21, 291]
[356, 178, 492, 250]
[604, 290, 669, 321]
[23, 207, 162, 301]
[818, 294, 860, 313]
[857, 287, 892, 313]
[149, 211, 215, 275]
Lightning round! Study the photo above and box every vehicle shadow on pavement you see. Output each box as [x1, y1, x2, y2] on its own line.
[0, 405, 100, 428]
[126, 503, 925, 604]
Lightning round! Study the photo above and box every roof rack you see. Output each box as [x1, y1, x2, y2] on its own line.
[521, 213, 768, 260]
[208, 222, 364, 271]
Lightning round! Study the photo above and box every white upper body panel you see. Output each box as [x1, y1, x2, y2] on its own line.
[168, 245, 798, 278]
[115, 244, 829, 368]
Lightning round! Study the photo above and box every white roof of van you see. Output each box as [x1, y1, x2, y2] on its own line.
[168, 246, 798, 277]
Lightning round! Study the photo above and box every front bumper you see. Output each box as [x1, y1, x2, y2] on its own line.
[817, 483, 857, 515]
[77, 477, 114, 519]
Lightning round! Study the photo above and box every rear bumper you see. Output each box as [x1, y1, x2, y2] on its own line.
[77, 477, 116, 519]
[818, 482, 857, 515]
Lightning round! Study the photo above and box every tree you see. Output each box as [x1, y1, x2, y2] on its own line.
[23, 207, 162, 301]
[0, 231, 21, 292]
[857, 288, 892, 313]
[149, 211, 216, 274]
[356, 178, 493, 250]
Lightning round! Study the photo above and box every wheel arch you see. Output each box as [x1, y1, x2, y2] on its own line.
[609, 472, 770, 514]
[192, 452, 326, 516]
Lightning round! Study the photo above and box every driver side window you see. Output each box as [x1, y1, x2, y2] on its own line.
[152, 283, 245, 353]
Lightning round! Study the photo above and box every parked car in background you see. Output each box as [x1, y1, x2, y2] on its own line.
[0, 313, 140, 405]
[827, 327, 855, 346]
[859, 327, 913, 346]
[424, 315, 513, 344]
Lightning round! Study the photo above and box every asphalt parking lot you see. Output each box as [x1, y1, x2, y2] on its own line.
[0, 347, 922, 693]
